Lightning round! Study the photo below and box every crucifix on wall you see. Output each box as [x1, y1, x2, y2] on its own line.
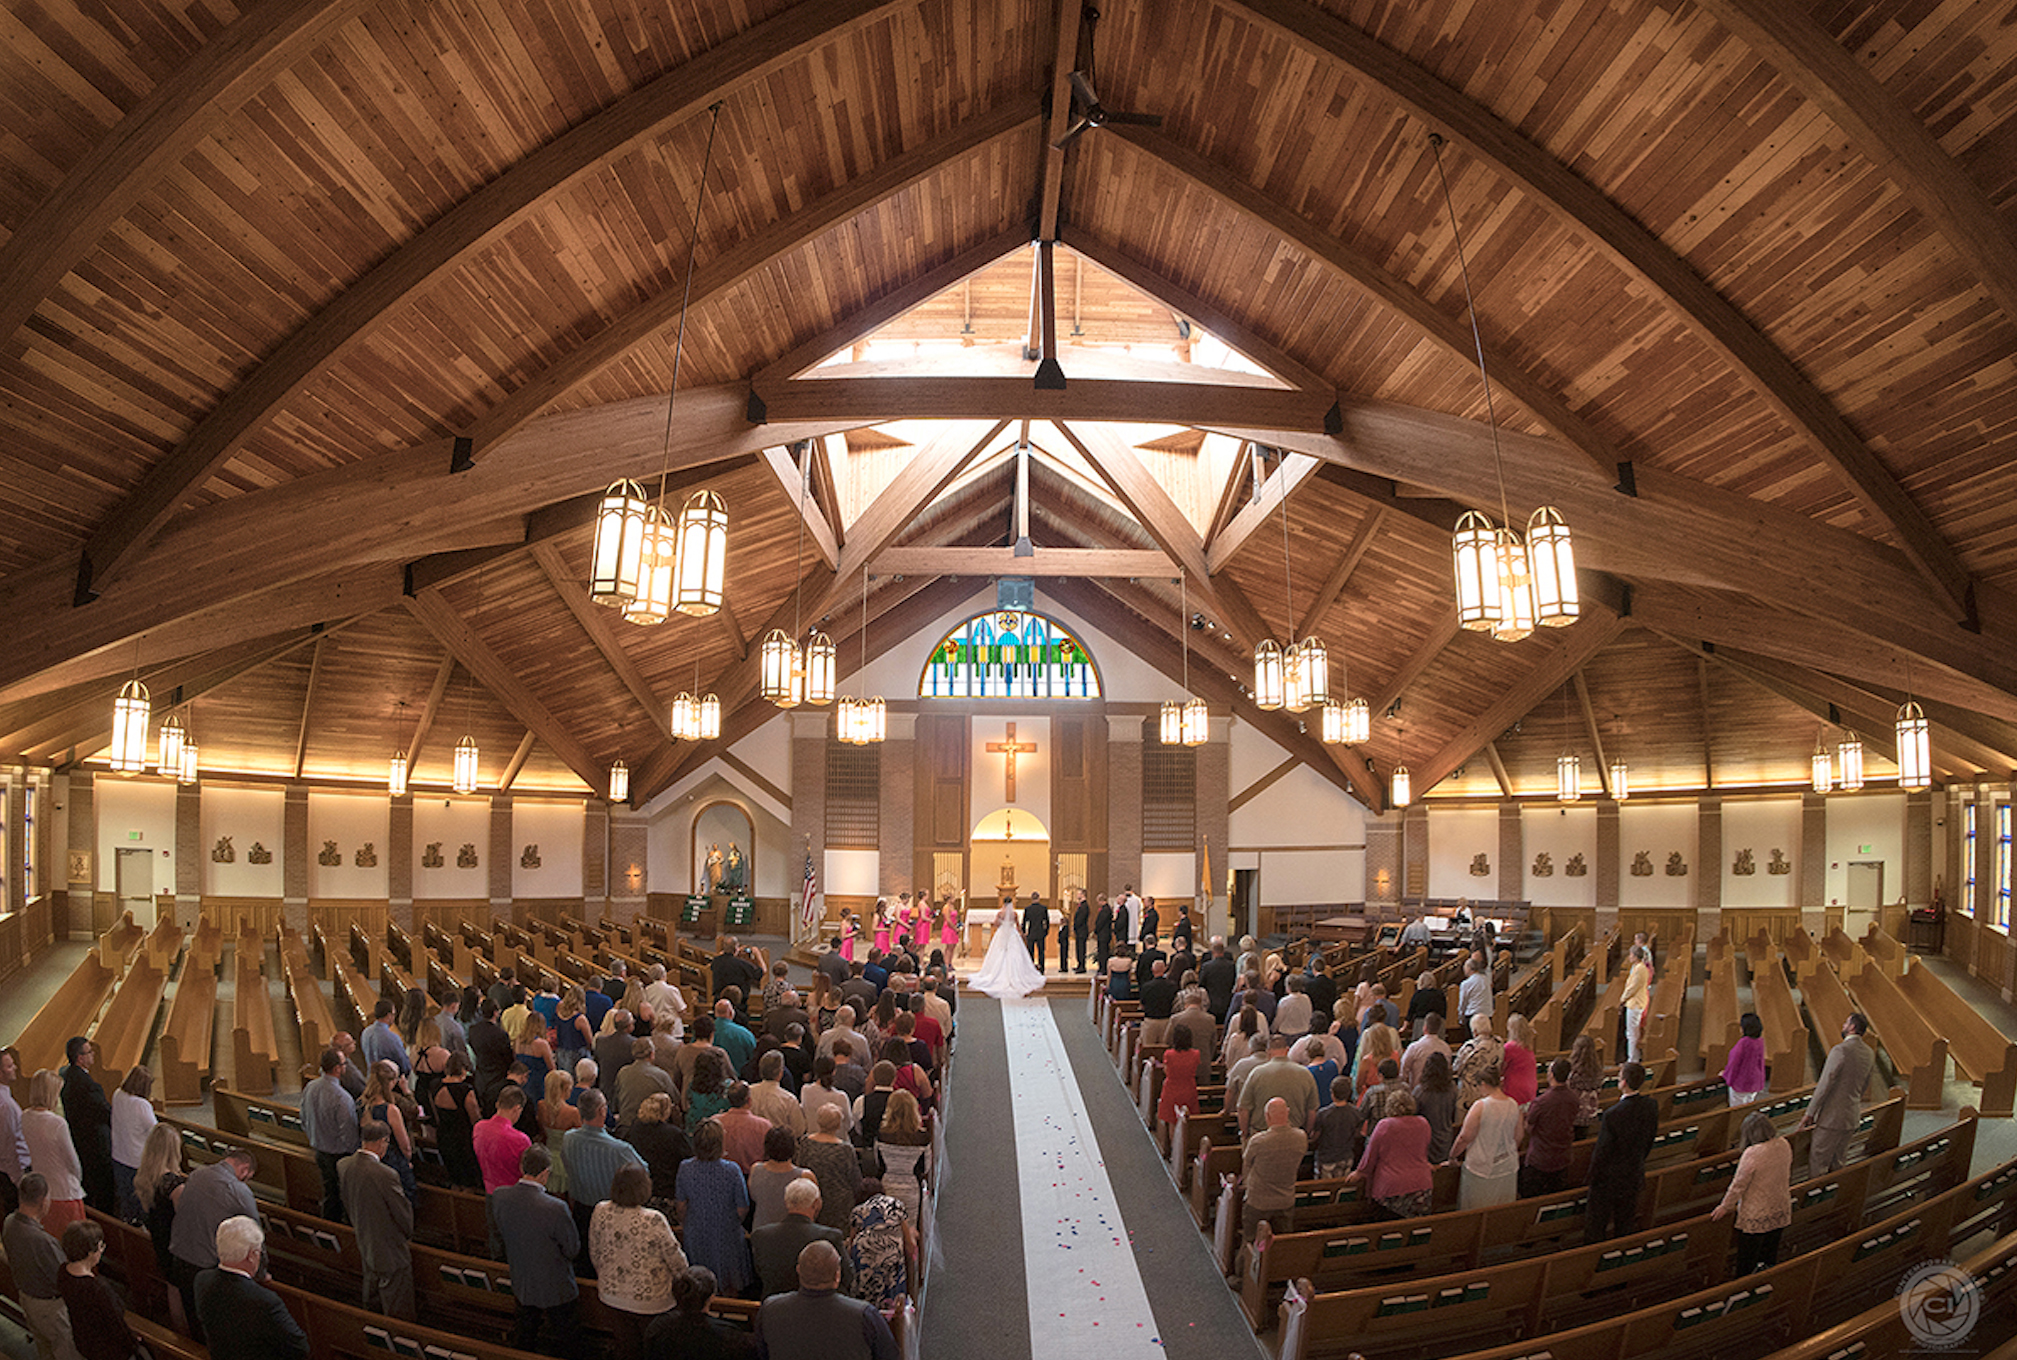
[986, 722, 1037, 802]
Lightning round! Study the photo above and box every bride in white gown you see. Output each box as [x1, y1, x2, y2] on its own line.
[972, 897, 1046, 999]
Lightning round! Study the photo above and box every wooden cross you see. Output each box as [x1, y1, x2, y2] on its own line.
[985, 722, 1037, 802]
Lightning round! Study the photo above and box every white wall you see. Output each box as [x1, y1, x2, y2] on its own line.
[1227, 718, 1367, 906]
[199, 785, 284, 897]
[647, 775, 792, 899]
[1141, 851, 1197, 904]
[1618, 802, 1698, 908]
[825, 849, 880, 897]
[735, 714, 792, 798]
[95, 778, 178, 894]
[1229, 722, 1292, 795]
[1427, 807, 1500, 899]
[1523, 805, 1597, 907]
[1826, 793, 1907, 911]
[1723, 797, 1802, 908]
[1242, 848, 1364, 907]
[969, 715, 1051, 834]
[412, 797, 490, 898]
[513, 801, 584, 898]
[307, 792, 390, 898]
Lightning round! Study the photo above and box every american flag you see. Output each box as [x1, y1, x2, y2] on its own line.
[800, 851, 820, 929]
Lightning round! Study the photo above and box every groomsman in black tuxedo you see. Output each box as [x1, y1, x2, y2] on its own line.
[1093, 895, 1114, 973]
[1072, 892, 1092, 973]
[1021, 894, 1051, 972]
[1113, 889, 1132, 947]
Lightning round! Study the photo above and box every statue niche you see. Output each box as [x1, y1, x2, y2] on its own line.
[318, 840, 341, 867]
[1733, 848, 1755, 876]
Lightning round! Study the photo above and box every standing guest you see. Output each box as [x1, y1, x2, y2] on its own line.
[362, 999, 411, 1076]
[538, 1069, 583, 1198]
[23, 1069, 86, 1231]
[339, 1119, 415, 1320]
[468, 999, 515, 1114]
[1801, 1012, 1876, 1174]
[1520, 1059, 1581, 1198]
[755, 1240, 898, 1360]
[1105, 942, 1134, 1002]
[1092, 895, 1115, 975]
[1362, 984, 1400, 1033]
[135, 1123, 189, 1329]
[1274, 975, 1313, 1042]
[432, 1050, 482, 1188]
[474, 1088, 533, 1193]
[169, 1150, 259, 1339]
[1712, 1111, 1794, 1274]
[435, 987, 468, 1060]
[1236, 1034, 1320, 1140]
[361, 1059, 417, 1203]
[1619, 946, 1654, 1065]
[60, 1038, 114, 1214]
[845, 1178, 912, 1312]
[1241, 1098, 1309, 1240]
[487, 966, 517, 1016]
[1311, 1077, 1361, 1178]
[1566, 1034, 1606, 1134]
[108, 1066, 156, 1221]
[1399, 1013, 1450, 1089]
[750, 1177, 846, 1298]
[1585, 1061, 1659, 1242]
[1413, 1052, 1461, 1164]
[4, 1172, 77, 1360]
[1347, 1089, 1434, 1220]
[619, 1038, 679, 1130]
[645, 1267, 755, 1360]
[714, 1000, 757, 1078]
[762, 962, 794, 1016]
[1404, 970, 1448, 1036]
[873, 1090, 931, 1221]
[59, 1220, 138, 1360]
[563, 1089, 645, 1244]
[554, 989, 597, 1073]
[1224, 1034, 1270, 1114]
[764, 991, 810, 1047]
[1137, 962, 1183, 1044]
[1138, 896, 1160, 945]
[749, 1052, 807, 1138]
[0, 1047, 29, 1216]
[1456, 957, 1493, 1035]
[1221, 1004, 1269, 1070]
[1071, 892, 1091, 973]
[1198, 938, 1238, 1023]
[798, 1056, 855, 1136]
[1353, 1024, 1401, 1100]
[1453, 1015, 1506, 1108]
[514, 1010, 556, 1112]
[1449, 1065, 1522, 1209]
[710, 937, 764, 1002]
[796, 1103, 863, 1233]
[193, 1216, 308, 1360]
[625, 1093, 692, 1211]
[491, 1146, 580, 1356]
[1723, 1013, 1768, 1106]
[501, 985, 532, 1042]
[1356, 1059, 1406, 1137]
[1501, 1015, 1539, 1106]
[686, 1050, 735, 1134]
[643, 966, 689, 1041]
[592, 1164, 688, 1360]
[1167, 988, 1217, 1059]
[1156, 1027, 1203, 1127]
[597, 1010, 641, 1091]
[301, 1048, 361, 1222]
[675, 1120, 752, 1297]
[748, 1126, 809, 1231]
[713, 1083, 774, 1172]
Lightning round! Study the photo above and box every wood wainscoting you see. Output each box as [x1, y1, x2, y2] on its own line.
[200, 897, 284, 939]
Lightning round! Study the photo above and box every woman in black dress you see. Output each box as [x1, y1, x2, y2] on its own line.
[431, 1050, 482, 1188]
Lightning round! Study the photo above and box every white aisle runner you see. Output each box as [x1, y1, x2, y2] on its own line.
[1001, 994, 1166, 1357]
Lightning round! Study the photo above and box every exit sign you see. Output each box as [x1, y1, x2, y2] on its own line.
[128, 831, 143, 841]
[1859, 844, 1874, 854]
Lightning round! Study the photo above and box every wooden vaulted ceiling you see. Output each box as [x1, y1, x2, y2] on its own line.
[2, 0, 2017, 807]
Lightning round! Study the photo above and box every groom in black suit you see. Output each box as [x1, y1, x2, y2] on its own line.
[1022, 894, 1050, 971]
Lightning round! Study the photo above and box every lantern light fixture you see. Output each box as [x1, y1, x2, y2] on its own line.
[589, 479, 651, 608]
[1391, 764, 1412, 807]
[1838, 732, 1865, 792]
[1609, 758, 1629, 801]
[838, 569, 883, 744]
[670, 489, 728, 617]
[1896, 700, 1931, 790]
[388, 749, 410, 798]
[110, 679, 151, 774]
[760, 629, 802, 708]
[178, 740, 200, 787]
[608, 758, 630, 804]
[1159, 700, 1182, 747]
[157, 714, 185, 778]
[1811, 737, 1834, 795]
[618, 507, 675, 625]
[803, 631, 836, 707]
[670, 692, 697, 742]
[452, 735, 479, 795]
[698, 691, 721, 741]
[1557, 752, 1582, 802]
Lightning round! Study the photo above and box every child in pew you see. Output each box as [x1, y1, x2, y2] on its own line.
[1312, 1076, 1361, 1178]
[1724, 1013, 1768, 1106]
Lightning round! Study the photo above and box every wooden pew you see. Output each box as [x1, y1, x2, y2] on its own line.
[1700, 934, 1742, 1079]
[231, 928, 278, 1096]
[1534, 947, 1599, 1053]
[1836, 951, 1949, 1111]
[1758, 1229, 2017, 1360]
[160, 919, 220, 1104]
[1639, 922, 1695, 1064]
[88, 953, 167, 1098]
[97, 910, 146, 972]
[1893, 954, 2017, 1115]
[1857, 920, 1907, 979]
[277, 924, 338, 1070]
[143, 914, 184, 973]
[12, 950, 118, 1083]
[1744, 933, 1810, 1092]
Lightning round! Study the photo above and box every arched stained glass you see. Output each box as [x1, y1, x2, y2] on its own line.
[919, 610, 1101, 698]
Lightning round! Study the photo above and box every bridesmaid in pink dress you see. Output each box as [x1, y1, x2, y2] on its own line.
[840, 913, 858, 963]
[894, 898, 914, 954]
[938, 896, 959, 958]
[873, 898, 892, 955]
[911, 893, 931, 951]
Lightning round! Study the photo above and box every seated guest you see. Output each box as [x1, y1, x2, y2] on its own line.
[591, 1164, 687, 1360]
[645, 1266, 754, 1360]
[755, 1241, 897, 1360]
[194, 1215, 309, 1360]
[750, 1176, 847, 1299]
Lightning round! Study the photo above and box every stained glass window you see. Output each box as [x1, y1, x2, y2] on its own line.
[919, 610, 1100, 699]
[1963, 800, 1976, 918]
[1998, 802, 2011, 931]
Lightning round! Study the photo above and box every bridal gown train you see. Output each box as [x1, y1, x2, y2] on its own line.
[973, 905, 1046, 999]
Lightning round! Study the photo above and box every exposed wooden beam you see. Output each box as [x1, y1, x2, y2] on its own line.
[871, 546, 1170, 577]
[1109, 129, 1615, 477]
[810, 437, 843, 539]
[1669, 635, 1910, 772]
[1032, 239, 1064, 387]
[1205, 453, 1318, 574]
[755, 374, 1339, 432]
[1299, 506, 1388, 636]
[1036, 0, 1087, 240]
[405, 654, 458, 773]
[405, 590, 602, 793]
[72, 0, 912, 595]
[1483, 741, 1513, 798]
[1699, 656, 1717, 790]
[1571, 670, 1611, 798]
[762, 447, 841, 570]
[821, 421, 1009, 612]
[498, 732, 538, 791]
[1227, 0, 1973, 619]
[1368, 609, 1461, 721]
[1691, 0, 2017, 333]
[292, 636, 328, 781]
[529, 542, 669, 728]
[0, 0, 376, 349]
[1203, 443, 1256, 550]
[1411, 613, 1628, 795]
[1229, 756, 1303, 815]
[713, 597, 749, 663]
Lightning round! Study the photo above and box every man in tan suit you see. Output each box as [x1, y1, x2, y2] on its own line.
[339, 1118, 415, 1319]
[1800, 1012, 1876, 1174]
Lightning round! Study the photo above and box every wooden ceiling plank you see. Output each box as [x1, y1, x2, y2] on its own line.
[1691, 0, 2017, 333]
[498, 732, 538, 791]
[1203, 443, 1256, 550]
[826, 420, 1009, 599]
[292, 635, 328, 781]
[404, 654, 459, 772]
[1299, 506, 1388, 636]
[0, 0, 377, 349]
[761, 446, 841, 571]
[1483, 741, 1513, 798]
[1571, 670, 1611, 798]
[1205, 452, 1319, 574]
[872, 546, 1170, 576]
[1411, 612, 1628, 795]
[1721, 649, 2013, 776]
[528, 541, 669, 727]
[1369, 609, 1461, 722]
[1228, 0, 1973, 620]
[405, 589, 603, 793]
[73, 0, 913, 594]
[1037, 0, 1087, 240]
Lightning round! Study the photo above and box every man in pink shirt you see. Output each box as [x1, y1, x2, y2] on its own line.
[712, 1083, 773, 1172]
[474, 1088, 532, 1194]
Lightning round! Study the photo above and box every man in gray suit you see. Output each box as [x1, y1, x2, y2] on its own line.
[1800, 1010, 1876, 1174]
[339, 1119, 414, 1320]
[749, 1177, 850, 1298]
[489, 1144, 579, 1356]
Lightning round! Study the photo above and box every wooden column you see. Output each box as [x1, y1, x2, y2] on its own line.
[175, 785, 201, 926]
[1197, 716, 1230, 939]
[1801, 793, 1828, 936]
[489, 795, 513, 916]
[1697, 797, 1722, 933]
[879, 713, 916, 896]
[1497, 802, 1522, 905]
[1105, 715, 1143, 900]
[283, 784, 309, 936]
[65, 770, 94, 939]
[583, 801, 609, 917]
[1366, 812, 1401, 911]
[1596, 801, 1620, 932]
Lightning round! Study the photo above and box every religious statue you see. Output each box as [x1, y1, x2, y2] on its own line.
[520, 843, 541, 869]
[457, 843, 479, 869]
[422, 842, 445, 869]
[1767, 848, 1791, 875]
[1531, 851, 1554, 878]
[1565, 853, 1588, 877]
[211, 836, 235, 864]
[1630, 851, 1654, 877]
[1469, 853, 1491, 877]
[724, 842, 745, 893]
[354, 842, 377, 868]
[1665, 851, 1688, 877]
[318, 840, 341, 867]
[248, 842, 272, 865]
[705, 842, 725, 893]
[1733, 848, 1756, 876]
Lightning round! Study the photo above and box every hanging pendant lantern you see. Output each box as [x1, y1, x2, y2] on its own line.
[803, 632, 836, 706]
[1253, 639, 1285, 710]
[1527, 506, 1579, 627]
[608, 759, 630, 803]
[1838, 733, 1864, 792]
[837, 696, 862, 745]
[1609, 759, 1629, 801]
[669, 692, 698, 742]
[1452, 510, 1503, 632]
[388, 750, 410, 798]
[620, 508, 675, 626]
[1895, 701, 1931, 790]
[1492, 530, 1537, 643]
[1181, 696, 1208, 747]
[110, 680, 151, 774]
[1159, 700, 1183, 746]
[1343, 696, 1370, 745]
[1282, 643, 1307, 713]
[861, 697, 886, 745]
[761, 631, 802, 708]
[178, 740, 199, 787]
[1295, 637, 1329, 709]
[589, 480, 652, 608]
[1320, 699, 1347, 745]
[452, 735, 480, 795]
[156, 715, 185, 777]
[671, 489, 729, 616]
[1391, 764, 1412, 808]
[1557, 752, 1582, 801]
[698, 692, 721, 741]
[1811, 742, 1834, 794]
